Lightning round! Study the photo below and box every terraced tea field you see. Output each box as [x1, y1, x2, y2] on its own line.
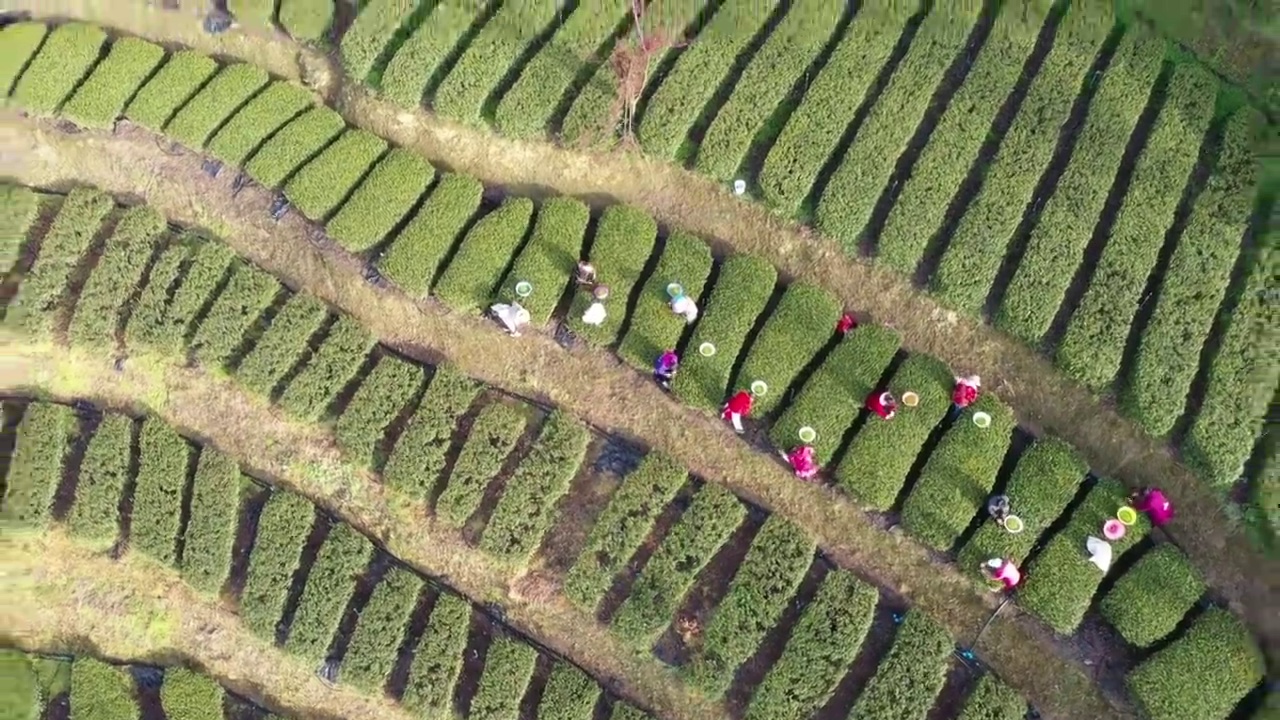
[0, 4, 1276, 720]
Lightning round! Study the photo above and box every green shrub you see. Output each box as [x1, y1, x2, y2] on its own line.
[180, 446, 241, 595]
[468, 635, 538, 720]
[671, 254, 776, 410]
[492, 0, 631, 138]
[279, 0, 334, 42]
[244, 106, 347, 188]
[234, 293, 329, 397]
[340, 565, 423, 691]
[900, 393, 1016, 551]
[996, 31, 1165, 343]
[62, 37, 166, 129]
[0, 184, 38, 272]
[340, 0, 420, 82]
[130, 417, 192, 566]
[124, 51, 219, 132]
[165, 63, 270, 149]
[835, 354, 952, 509]
[431, 0, 562, 124]
[139, 237, 235, 354]
[957, 437, 1087, 570]
[66, 413, 133, 548]
[383, 364, 482, 498]
[10, 186, 113, 334]
[284, 129, 388, 221]
[1018, 478, 1151, 634]
[496, 196, 591, 325]
[3, 402, 76, 529]
[757, 3, 917, 214]
[636, 0, 776, 158]
[435, 402, 527, 527]
[403, 593, 471, 717]
[688, 517, 814, 697]
[240, 490, 315, 638]
[207, 81, 315, 166]
[278, 315, 375, 421]
[693, 0, 844, 180]
[0, 649, 39, 720]
[190, 262, 280, 367]
[1100, 544, 1205, 647]
[68, 205, 166, 346]
[612, 483, 745, 644]
[159, 667, 221, 720]
[1123, 110, 1259, 436]
[566, 205, 658, 346]
[0, 23, 48, 99]
[744, 570, 877, 720]
[481, 410, 590, 560]
[536, 662, 600, 720]
[769, 324, 899, 465]
[335, 353, 424, 469]
[956, 674, 1026, 720]
[848, 608, 953, 720]
[377, 173, 484, 296]
[379, 0, 482, 107]
[616, 231, 713, 370]
[564, 452, 687, 610]
[932, 2, 1114, 312]
[874, 0, 1049, 272]
[1127, 608, 1264, 720]
[327, 148, 434, 252]
[11, 23, 106, 116]
[285, 522, 374, 664]
[228, 0, 275, 27]
[69, 657, 137, 720]
[434, 197, 535, 313]
[610, 703, 651, 720]
[736, 282, 843, 416]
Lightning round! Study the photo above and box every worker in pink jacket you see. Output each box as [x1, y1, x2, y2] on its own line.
[1131, 487, 1174, 527]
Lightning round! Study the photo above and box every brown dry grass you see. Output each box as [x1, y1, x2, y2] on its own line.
[0, 125, 1127, 720]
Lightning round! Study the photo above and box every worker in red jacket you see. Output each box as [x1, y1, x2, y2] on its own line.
[722, 389, 754, 434]
[866, 390, 898, 420]
[951, 374, 981, 419]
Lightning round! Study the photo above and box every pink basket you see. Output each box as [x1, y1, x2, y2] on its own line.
[1103, 519, 1126, 541]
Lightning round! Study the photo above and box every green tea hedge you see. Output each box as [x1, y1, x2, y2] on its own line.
[340, 0, 419, 82]
[564, 451, 687, 610]
[383, 364, 481, 497]
[0, 23, 47, 99]
[327, 148, 434, 252]
[240, 490, 314, 639]
[378, 173, 484, 296]
[816, 2, 981, 250]
[434, 197, 535, 313]
[688, 517, 814, 697]
[166, 62, 270, 149]
[734, 282, 841, 416]
[340, 565, 423, 691]
[70, 657, 137, 720]
[4, 401, 76, 529]
[379, 0, 482, 107]
[207, 81, 315, 166]
[932, 2, 1114, 312]
[403, 593, 471, 717]
[243, 106, 346, 189]
[566, 204, 658, 346]
[284, 129, 388, 221]
[1124, 110, 1258, 436]
[1100, 544, 1205, 647]
[180, 446, 241, 595]
[997, 32, 1165, 342]
[901, 393, 1016, 551]
[68, 205, 166, 346]
[848, 608, 953, 720]
[536, 662, 600, 720]
[612, 483, 745, 644]
[835, 354, 951, 509]
[671, 254, 776, 410]
[435, 402, 527, 527]
[62, 37, 166, 129]
[228, 0, 275, 27]
[122, 240, 185, 349]
[497, 196, 591, 325]
[235, 293, 328, 397]
[875, 0, 1048, 273]
[160, 667, 222, 720]
[0, 183, 38, 272]
[468, 635, 538, 720]
[334, 353, 423, 469]
[278, 315, 375, 421]
[617, 230, 713, 370]
[67, 413, 132, 548]
[481, 410, 590, 560]
[956, 674, 1026, 720]
[285, 522, 373, 664]
[139, 237, 235, 354]
[1056, 64, 1215, 389]
[131, 418, 192, 566]
[757, 3, 916, 214]
[11, 23, 106, 116]
[0, 650, 39, 720]
[770, 324, 900, 465]
[1127, 608, 1264, 720]
[610, 703, 652, 720]
[125, 50, 219, 132]
[279, 0, 334, 42]
[744, 570, 878, 720]
[190, 262, 280, 367]
[11, 186, 113, 334]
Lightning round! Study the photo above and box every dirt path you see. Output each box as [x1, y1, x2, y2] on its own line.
[0, 530, 418, 720]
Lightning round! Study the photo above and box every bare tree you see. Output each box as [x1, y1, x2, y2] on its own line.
[608, 0, 681, 145]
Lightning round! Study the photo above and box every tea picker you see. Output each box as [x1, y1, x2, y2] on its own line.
[582, 284, 609, 326]
[1130, 486, 1174, 527]
[866, 390, 898, 420]
[951, 374, 981, 420]
[488, 301, 530, 337]
[982, 557, 1022, 591]
[653, 350, 679, 390]
[722, 382, 766, 434]
[668, 283, 698, 324]
[574, 261, 597, 288]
